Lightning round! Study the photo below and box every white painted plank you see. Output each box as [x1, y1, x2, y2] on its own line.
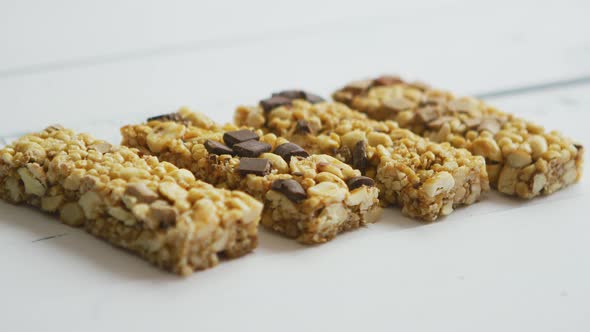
[1, 1, 590, 135]
[0, 0, 461, 72]
[2, 0, 589, 80]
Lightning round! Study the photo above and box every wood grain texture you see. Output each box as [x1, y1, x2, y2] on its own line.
[0, 1, 589, 331]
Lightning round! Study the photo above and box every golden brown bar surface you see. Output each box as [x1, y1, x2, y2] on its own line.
[121, 109, 381, 243]
[0, 126, 262, 275]
[235, 93, 489, 221]
[333, 76, 584, 198]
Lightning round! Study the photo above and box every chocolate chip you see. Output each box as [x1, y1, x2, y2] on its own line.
[273, 90, 306, 100]
[346, 176, 375, 190]
[295, 120, 312, 134]
[204, 139, 234, 155]
[147, 112, 183, 123]
[271, 179, 307, 202]
[274, 143, 309, 161]
[237, 158, 271, 176]
[352, 140, 368, 174]
[574, 144, 583, 151]
[223, 129, 259, 147]
[233, 140, 272, 157]
[260, 96, 292, 112]
[373, 75, 403, 86]
[302, 91, 325, 103]
[272, 90, 325, 104]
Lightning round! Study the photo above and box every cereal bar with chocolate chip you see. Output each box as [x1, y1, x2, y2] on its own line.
[121, 109, 381, 244]
[235, 93, 489, 221]
[333, 76, 584, 198]
[0, 126, 262, 275]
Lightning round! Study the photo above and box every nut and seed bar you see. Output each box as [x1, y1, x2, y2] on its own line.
[235, 91, 489, 221]
[333, 76, 584, 198]
[121, 109, 381, 244]
[0, 126, 262, 275]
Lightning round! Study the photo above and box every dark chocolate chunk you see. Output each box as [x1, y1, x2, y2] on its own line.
[273, 90, 306, 100]
[574, 144, 583, 151]
[204, 139, 234, 155]
[233, 140, 272, 157]
[260, 96, 292, 112]
[346, 176, 375, 190]
[147, 112, 183, 123]
[237, 158, 271, 176]
[273, 90, 325, 103]
[274, 143, 309, 161]
[223, 129, 259, 147]
[352, 140, 368, 174]
[295, 120, 312, 134]
[373, 75, 403, 86]
[271, 179, 307, 202]
[302, 91, 325, 103]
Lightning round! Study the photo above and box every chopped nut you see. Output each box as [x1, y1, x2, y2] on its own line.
[448, 98, 477, 113]
[59, 202, 85, 227]
[427, 116, 454, 129]
[367, 132, 393, 147]
[149, 200, 177, 229]
[416, 107, 439, 123]
[307, 182, 346, 204]
[462, 117, 482, 129]
[497, 166, 519, 195]
[383, 97, 413, 113]
[471, 137, 502, 162]
[5, 177, 24, 202]
[531, 173, 546, 194]
[88, 142, 112, 154]
[423, 172, 455, 198]
[158, 181, 188, 202]
[124, 182, 159, 203]
[506, 150, 532, 168]
[17, 167, 46, 196]
[78, 191, 103, 219]
[478, 118, 501, 134]
[41, 195, 64, 212]
[108, 206, 136, 226]
[527, 135, 548, 159]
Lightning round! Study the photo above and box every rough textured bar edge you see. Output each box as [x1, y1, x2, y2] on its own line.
[333, 76, 584, 198]
[0, 126, 262, 275]
[121, 109, 381, 243]
[235, 98, 489, 221]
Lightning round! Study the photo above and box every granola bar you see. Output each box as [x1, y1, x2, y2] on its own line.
[333, 76, 584, 198]
[235, 91, 489, 221]
[121, 109, 381, 244]
[0, 126, 262, 275]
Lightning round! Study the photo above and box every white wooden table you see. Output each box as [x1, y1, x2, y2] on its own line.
[1, 1, 589, 331]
